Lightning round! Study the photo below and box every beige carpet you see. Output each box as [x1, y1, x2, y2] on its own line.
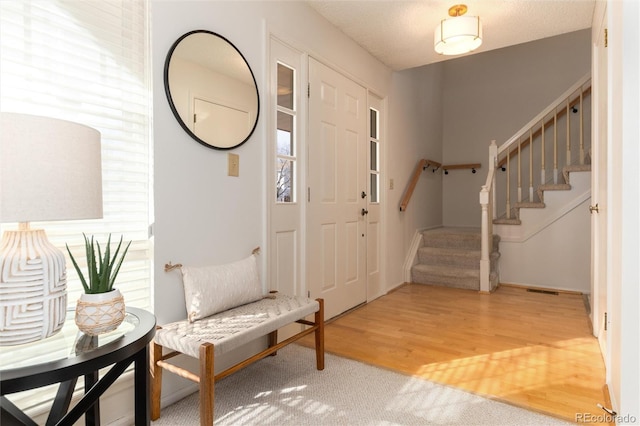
[152, 344, 573, 425]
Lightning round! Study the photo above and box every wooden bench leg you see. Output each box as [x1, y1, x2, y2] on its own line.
[315, 299, 325, 370]
[150, 328, 163, 421]
[268, 330, 278, 356]
[200, 343, 214, 426]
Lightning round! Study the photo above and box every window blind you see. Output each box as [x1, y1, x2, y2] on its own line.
[0, 0, 151, 415]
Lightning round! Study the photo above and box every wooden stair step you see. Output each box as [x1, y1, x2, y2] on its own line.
[563, 164, 591, 183]
[538, 183, 571, 191]
[413, 227, 500, 292]
[537, 183, 571, 203]
[417, 246, 500, 269]
[514, 202, 545, 209]
[411, 264, 480, 291]
[493, 217, 522, 225]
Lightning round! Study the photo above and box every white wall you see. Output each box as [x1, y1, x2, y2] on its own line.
[152, 0, 440, 407]
[386, 64, 445, 288]
[439, 29, 592, 227]
[607, 0, 640, 419]
[498, 200, 591, 293]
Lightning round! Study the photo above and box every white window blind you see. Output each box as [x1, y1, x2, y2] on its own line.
[0, 0, 151, 415]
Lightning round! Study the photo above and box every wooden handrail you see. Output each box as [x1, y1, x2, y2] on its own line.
[443, 163, 481, 174]
[497, 85, 592, 168]
[399, 158, 442, 212]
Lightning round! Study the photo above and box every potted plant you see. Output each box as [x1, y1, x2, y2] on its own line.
[67, 234, 131, 335]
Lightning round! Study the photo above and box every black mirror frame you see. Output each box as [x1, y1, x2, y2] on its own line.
[164, 30, 260, 151]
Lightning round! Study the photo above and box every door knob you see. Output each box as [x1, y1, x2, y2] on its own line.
[361, 208, 369, 216]
[589, 204, 599, 214]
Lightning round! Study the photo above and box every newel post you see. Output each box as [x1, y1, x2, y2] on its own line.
[479, 186, 491, 293]
[489, 140, 498, 220]
[479, 140, 497, 293]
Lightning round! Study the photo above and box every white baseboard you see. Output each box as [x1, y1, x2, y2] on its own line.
[402, 225, 441, 282]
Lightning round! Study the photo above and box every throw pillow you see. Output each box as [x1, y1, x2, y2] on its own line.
[181, 254, 263, 322]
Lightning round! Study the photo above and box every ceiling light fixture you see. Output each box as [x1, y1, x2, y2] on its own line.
[434, 4, 483, 56]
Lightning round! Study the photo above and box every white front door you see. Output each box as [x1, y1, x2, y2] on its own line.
[307, 58, 367, 319]
[591, 5, 608, 360]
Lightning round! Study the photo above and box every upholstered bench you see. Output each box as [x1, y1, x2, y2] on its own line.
[150, 252, 324, 426]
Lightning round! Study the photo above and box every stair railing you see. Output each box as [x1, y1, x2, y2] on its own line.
[399, 158, 441, 211]
[479, 73, 592, 292]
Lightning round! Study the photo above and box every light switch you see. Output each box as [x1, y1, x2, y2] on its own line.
[228, 153, 239, 177]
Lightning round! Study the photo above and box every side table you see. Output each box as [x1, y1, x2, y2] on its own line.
[0, 307, 156, 426]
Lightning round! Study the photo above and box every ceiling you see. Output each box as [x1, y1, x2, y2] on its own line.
[306, 0, 596, 71]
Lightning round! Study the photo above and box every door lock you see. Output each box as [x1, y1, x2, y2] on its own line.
[589, 203, 599, 214]
[361, 208, 369, 216]
[361, 191, 367, 199]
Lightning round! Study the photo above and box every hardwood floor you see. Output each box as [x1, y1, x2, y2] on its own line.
[300, 283, 608, 424]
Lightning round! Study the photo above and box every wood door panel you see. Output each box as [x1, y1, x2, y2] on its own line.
[320, 223, 337, 292]
[345, 220, 359, 283]
[367, 221, 379, 275]
[344, 129, 360, 203]
[319, 122, 337, 203]
[308, 58, 367, 319]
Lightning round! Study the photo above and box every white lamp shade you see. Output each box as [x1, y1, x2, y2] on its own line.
[434, 15, 483, 56]
[0, 112, 103, 223]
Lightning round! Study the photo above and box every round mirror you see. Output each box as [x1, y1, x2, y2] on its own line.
[164, 30, 259, 150]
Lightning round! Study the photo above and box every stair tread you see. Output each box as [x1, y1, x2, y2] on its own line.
[419, 246, 481, 256]
[412, 263, 480, 278]
[539, 183, 571, 191]
[514, 202, 545, 208]
[422, 227, 481, 239]
[564, 164, 591, 172]
[422, 227, 500, 250]
[493, 218, 522, 225]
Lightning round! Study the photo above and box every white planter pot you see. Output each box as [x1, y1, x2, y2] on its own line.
[75, 289, 125, 336]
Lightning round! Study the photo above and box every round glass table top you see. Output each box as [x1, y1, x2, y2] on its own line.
[0, 309, 140, 372]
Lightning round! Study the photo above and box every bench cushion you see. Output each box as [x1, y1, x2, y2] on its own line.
[155, 293, 319, 358]
[181, 254, 263, 322]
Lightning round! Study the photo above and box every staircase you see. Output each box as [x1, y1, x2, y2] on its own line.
[493, 163, 591, 226]
[477, 74, 592, 291]
[411, 227, 500, 291]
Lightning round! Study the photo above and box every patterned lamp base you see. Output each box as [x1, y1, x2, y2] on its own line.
[0, 229, 67, 346]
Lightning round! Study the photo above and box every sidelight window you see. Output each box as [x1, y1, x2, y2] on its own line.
[276, 63, 296, 203]
[369, 108, 380, 203]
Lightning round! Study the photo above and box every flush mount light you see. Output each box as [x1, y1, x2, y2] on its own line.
[434, 4, 483, 56]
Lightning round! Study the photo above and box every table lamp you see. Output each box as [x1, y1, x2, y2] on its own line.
[0, 112, 103, 346]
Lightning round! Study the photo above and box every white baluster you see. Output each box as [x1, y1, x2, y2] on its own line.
[553, 113, 558, 184]
[529, 129, 534, 201]
[506, 150, 511, 219]
[566, 98, 571, 166]
[517, 140, 522, 203]
[541, 119, 546, 184]
[579, 89, 585, 165]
